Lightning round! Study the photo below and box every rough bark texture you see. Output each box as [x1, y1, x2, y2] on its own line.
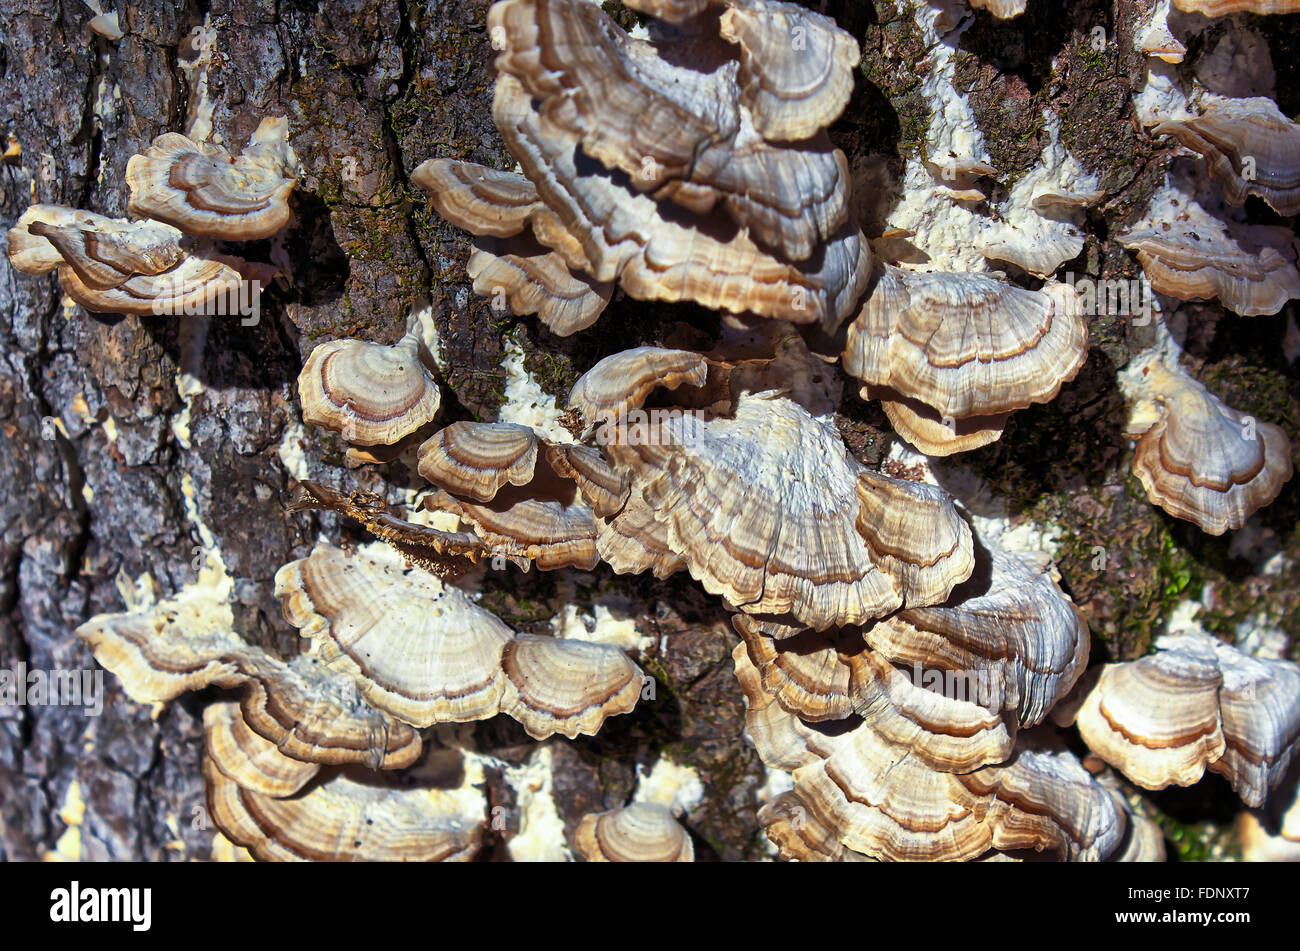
[1, 0, 1297, 862]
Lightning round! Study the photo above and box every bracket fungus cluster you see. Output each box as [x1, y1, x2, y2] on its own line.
[6, 118, 296, 316]
[416, 0, 871, 336]
[1061, 633, 1300, 808]
[16, 0, 1300, 864]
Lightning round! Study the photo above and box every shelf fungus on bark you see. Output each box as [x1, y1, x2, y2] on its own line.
[757, 790, 874, 862]
[5, 204, 273, 316]
[1118, 171, 1300, 317]
[488, 0, 855, 261]
[843, 269, 1088, 456]
[419, 423, 600, 572]
[419, 0, 872, 335]
[562, 341, 975, 629]
[75, 585, 421, 771]
[574, 802, 694, 862]
[417, 421, 540, 502]
[412, 158, 613, 336]
[1068, 632, 1300, 807]
[126, 116, 300, 239]
[500, 634, 647, 739]
[1152, 97, 1300, 216]
[298, 329, 441, 446]
[790, 725, 1125, 861]
[276, 543, 513, 728]
[733, 618, 1019, 772]
[203, 756, 484, 862]
[1124, 363, 1293, 534]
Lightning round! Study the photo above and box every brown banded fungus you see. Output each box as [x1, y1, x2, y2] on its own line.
[76, 583, 421, 770]
[1070, 633, 1300, 807]
[298, 330, 441, 446]
[275, 543, 513, 727]
[1125, 363, 1293, 534]
[5, 204, 273, 316]
[843, 269, 1087, 456]
[574, 802, 694, 862]
[126, 117, 300, 240]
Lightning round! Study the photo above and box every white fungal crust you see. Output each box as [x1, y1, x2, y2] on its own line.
[126, 117, 300, 239]
[574, 802, 694, 862]
[1072, 633, 1300, 807]
[1126, 364, 1293, 535]
[298, 330, 441, 446]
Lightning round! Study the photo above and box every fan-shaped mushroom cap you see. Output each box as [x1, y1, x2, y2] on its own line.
[592, 483, 688, 578]
[734, 615, 867, 722]
[489, 0, 853, 262]
[864, 543, 1091, 727]
[611, 393, 898, 628]
[1073, 633, 1300, 807]
[126, 117, 299, 239]
[1172, 1, 1300, 19]
[567, 347, 710, 434]
[298, 330, 440, 446]
[492, 72, 870, 332]
[1154, 96, 1294, 213]
[275, 543, 513, 728]
[499, 633, 646, 740]
[547, 444, 631, 517]
[970, 0, 1028, 16]
[732, 640, 823, 771]
[468, 238, 614, 336]
[75, 585, 421, 769]
[6, 203, 272, 316]
[717, 0, 861, 141]
[844, 269, 1088, 419]
[1126, 364, 1292, 534]
[574, 802, 694, 862]
[204, 702, 320, 799]
[417, 422, 539, 502]
[791, 723, 992, 861]
[792, 725, 1124, 861]
[1119, 171, 1300, 317]
[957, 743, 1128, 861]
[425, 487, 600, 571]
[578, 349, 974, 627]
[412, 158, 548, 238]
[204, 760, 483, 862]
